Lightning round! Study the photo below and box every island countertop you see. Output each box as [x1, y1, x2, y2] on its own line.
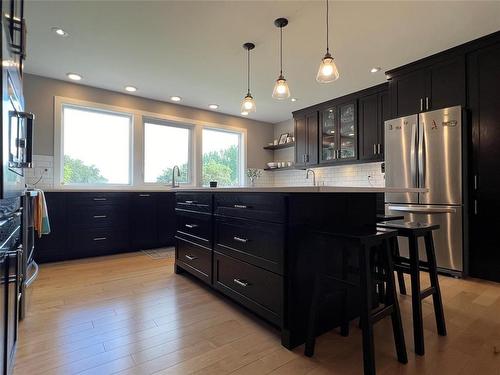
[41, 186, 427, 193]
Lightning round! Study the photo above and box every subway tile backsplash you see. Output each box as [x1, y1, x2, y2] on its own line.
[25, 154, 54, 190]
[254, 162, 385, 188]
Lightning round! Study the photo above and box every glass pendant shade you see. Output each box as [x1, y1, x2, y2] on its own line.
[240, 93, 256, 113]
[272, 75, 290, 100]
[316, 53, 339, 83]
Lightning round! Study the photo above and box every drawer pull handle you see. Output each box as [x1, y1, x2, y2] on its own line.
[93, 237, 107, 241]
[233, 204, 248, 209]
[233, 236, 248, 243]
[139, 194, 151, 197]
[185, 224, 198, 229]
[93, 215, 107, 219]
[185, 254, 197, 261]
[185, 200, 197, 204]
[93, 198, 107, 201]
[233, 278, 249, 287]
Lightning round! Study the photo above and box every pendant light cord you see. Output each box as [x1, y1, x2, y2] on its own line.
[326, 0, 330, 54]
[247, 48, 250, 95]
[280, 26, 283, 76]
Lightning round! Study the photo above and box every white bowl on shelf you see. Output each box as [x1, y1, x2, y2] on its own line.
[267, 162, 278, 169]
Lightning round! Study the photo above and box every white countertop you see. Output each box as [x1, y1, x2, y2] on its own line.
[41, 186, 427, 193]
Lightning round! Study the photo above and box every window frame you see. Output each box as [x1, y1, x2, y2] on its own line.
[54, 97, 134, 189]
[142, 117, 194, 186]
[200, 125, 245, 187]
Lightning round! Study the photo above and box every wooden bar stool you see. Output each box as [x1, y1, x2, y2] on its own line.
[304, 229, 408, 375]
[377, 221, 447, 356]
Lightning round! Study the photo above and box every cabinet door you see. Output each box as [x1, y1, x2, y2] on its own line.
[339, 102, 357, 160]
[390, 69, 426, 117]
[294, 115, 307, 167]
[157, 193, 176, 247]
[320, 107, 337, 163]
[379, 90, 391, 156]
[6, 247, 19, 373]
[0, 255, 6, 373]
[306, 112, 319, 165]
[131, 193, 158, 250]
[468, 42, 500, 281]
[34, 193, 67, 263]
[428, 56, 466, 111]
[359, 94, 379, 161]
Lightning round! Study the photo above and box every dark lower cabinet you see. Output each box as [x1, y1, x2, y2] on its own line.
[131, 193, 158, 250]
[5, 249, 19, 374]
[0, 253, 6, 374]
[213, 252, 282, 326]
[468, 40, 500, 282]
[35, 192, 176, 263]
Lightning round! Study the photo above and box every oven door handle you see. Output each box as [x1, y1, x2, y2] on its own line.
[17, 112, 34, 168]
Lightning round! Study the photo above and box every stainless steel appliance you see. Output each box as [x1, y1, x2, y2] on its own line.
[384, 106, 466, 276]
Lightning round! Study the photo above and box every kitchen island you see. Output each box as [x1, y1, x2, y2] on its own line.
[174, 186, 424, 349]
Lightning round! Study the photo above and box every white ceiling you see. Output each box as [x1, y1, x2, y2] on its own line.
[25, 1, 500, 124]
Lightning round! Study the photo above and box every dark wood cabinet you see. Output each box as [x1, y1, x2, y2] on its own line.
[131, 193, 158, 250]
[35, 192, 176, 263]
[294, 111, 318, 167]
[0, 254, 5, 374]
[359, 87, 390, 161]
[467, 41, 500, 282]
[388, 55, 466, 117]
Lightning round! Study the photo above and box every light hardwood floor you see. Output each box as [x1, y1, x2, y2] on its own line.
[14, 252, 500, 375]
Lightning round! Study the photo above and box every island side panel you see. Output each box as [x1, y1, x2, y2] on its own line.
[282, 193, 377, 349]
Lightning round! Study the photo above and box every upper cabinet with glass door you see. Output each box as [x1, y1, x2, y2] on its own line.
[339, 102, 357, 160]
[320, 107, 337, 162]
[319, 101, 357, 164]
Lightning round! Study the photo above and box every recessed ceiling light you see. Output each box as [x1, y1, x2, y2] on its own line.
[170, 96, 182, 102]
[66, 73, 82, 81]
[125, 86, 137, 92]
[370, 67, 381, 73]
[291, 98, 298, 102]
[241, 111, 249, 116]
[208, 104, 219, 110]
[51, 27, 69, 37]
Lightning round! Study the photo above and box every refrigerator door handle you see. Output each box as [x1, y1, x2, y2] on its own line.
[410, 123, 418, 187]
[418, 121, 425, 188]
[387, 205, 457, 214]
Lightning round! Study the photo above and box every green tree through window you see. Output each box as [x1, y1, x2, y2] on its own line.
[63, 155, 108, 184]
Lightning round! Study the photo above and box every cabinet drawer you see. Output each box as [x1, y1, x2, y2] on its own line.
[70, 205, 129, 230]
[175, 210, 212, 246]
[68, 229, 130, 258]
[215, 217, 284, 274]
[214, 193, 286, 223]
[213, 252, 282, 325]
[176, 238, 212, 284]
[67, 192, 130, 207]
[176, 193, 212, 213]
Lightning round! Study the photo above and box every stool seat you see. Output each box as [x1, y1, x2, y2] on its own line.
[378, 220, 440, 235]
[376, 214, 404, 223]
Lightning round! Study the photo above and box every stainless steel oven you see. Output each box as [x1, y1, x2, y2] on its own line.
[2, 1, 33, 200]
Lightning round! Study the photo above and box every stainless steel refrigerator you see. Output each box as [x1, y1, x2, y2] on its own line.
[384, 106, 465, 275]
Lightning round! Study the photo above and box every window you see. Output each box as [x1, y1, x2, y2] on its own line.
[61, 104, 132, 185]
[202, 128, 242, 187]
[144, 121, 192, 184]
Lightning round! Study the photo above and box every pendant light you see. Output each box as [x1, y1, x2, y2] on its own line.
[316, 0, 339, 83]
[272, 18, 291, 100]
[241, 42, 256, 114]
